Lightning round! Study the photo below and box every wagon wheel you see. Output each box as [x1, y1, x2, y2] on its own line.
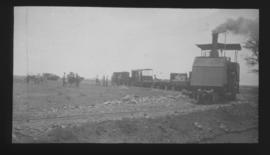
[196, 92, 203, 104]
[200, 94, 206, 104]
[228, 92, 236, 100]
[164, 85, 168, 90]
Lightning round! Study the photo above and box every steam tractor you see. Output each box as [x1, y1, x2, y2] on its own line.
[111, 32, 241, 104]
[190, 32, 241, 103]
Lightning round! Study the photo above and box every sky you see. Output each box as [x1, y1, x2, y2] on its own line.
[13, 7, 259, 86]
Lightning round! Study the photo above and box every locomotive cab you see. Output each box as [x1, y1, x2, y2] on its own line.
[191, 32, 241, 103]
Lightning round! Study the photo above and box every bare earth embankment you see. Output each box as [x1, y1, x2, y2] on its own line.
[12, 77, 258, 143]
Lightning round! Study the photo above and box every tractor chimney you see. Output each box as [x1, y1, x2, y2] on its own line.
[210, 32, 219, 57]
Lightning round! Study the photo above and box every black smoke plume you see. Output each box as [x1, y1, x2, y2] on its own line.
[212, 17, 259, 39]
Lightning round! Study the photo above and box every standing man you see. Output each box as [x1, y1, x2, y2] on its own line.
[63, 72, 66, 87]
[75, 73, 79, 87]
[105, 76, 108, 87]
[96, 75, 99, 86]
[26, 74, 29, 84]
[102, 75, 105, 87]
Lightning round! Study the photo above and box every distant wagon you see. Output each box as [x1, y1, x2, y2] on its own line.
[168, 73, 189, 90]
[42, 73, 60, 81]
[130, 69, 153, 87]
[111, 72, 130, 86]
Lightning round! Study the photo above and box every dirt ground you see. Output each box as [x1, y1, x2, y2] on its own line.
[12, 76, 258, 143]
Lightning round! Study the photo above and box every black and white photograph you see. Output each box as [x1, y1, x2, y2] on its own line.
[12, 7, 259, 143]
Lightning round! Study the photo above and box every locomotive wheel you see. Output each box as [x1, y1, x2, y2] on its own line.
[195, 93, 200, 103]
[211, 91, 219, 103]
[192, 91, 197, 99]
[196, 93, 204, 104]
[205, 93, 212, 104]
[201, 94, 207, 104]
[228, 93, 236, 100]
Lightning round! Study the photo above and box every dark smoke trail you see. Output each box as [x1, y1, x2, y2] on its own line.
[213, 17, 259, 39]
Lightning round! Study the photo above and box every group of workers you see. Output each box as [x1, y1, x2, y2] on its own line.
[62, 72, 110, 87]
[26, 74, 46, 84]
[62, 72, 81, 87]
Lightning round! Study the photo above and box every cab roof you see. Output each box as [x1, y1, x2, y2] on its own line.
[196, 43, 241, 51]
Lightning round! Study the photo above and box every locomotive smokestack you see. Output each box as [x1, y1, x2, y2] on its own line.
[210, 32, 219, 57]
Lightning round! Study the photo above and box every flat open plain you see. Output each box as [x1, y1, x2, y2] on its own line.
[12, 77, 258, 143]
